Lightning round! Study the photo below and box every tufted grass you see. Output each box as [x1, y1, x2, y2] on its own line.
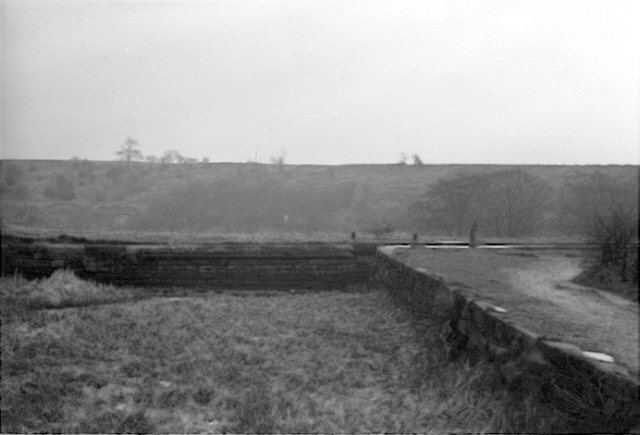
[0, 270, 140, 314]
[1, 273, 573, 433]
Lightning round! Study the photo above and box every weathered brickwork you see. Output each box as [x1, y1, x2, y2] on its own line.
[373, 247, 640, 432]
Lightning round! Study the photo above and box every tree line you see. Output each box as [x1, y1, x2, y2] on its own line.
[408, 169, 638, 239]
[131, 175, 357, 232]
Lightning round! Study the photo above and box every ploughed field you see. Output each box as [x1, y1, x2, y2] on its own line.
[1, 271, 569, 433]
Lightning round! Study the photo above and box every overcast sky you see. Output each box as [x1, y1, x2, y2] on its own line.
[1, 0, 638, 165]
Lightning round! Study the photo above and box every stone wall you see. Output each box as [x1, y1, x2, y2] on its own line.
[1, 239, 374, 290]
[373, 247, 640, 432]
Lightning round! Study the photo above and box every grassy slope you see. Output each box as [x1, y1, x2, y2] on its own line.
[1, 159, 637, 235]
[1, 271, 574, 433]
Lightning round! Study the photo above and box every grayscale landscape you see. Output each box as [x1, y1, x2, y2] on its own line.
[1, 0, 638, 433]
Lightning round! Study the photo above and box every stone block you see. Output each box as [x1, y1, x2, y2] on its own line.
[505, 322, 541, 350]
[50, 260, 66, 268]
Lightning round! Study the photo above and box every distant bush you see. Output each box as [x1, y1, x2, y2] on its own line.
[2, 163, 23, 187]
[77, 159, 97, 183]
[588, 208, 638, 282]
[13, 183, 29, 202]
[559, 172, 638, 237]
[161, 149, 184, 164]
[366, 220, 395, 237]
[106, 165, 127, 182]
[44, 184, 56, 199]
[70, 156, 82, 169]
[44, 173, 75, 200]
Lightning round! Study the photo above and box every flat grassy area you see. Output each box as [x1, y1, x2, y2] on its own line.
[0, 271, 572, 433]
[394, 247, 639, 377]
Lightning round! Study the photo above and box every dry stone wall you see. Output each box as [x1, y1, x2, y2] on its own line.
[1, 240, 374, 290]
[373, 247, 640, 432]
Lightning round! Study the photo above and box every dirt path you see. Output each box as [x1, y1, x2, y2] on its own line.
[505, 255, 638, 375]
[396, 248, 639, 377]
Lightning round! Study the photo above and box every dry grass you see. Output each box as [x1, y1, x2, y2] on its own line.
[0, 270, 139, 311]
[1, 273, 572, 433]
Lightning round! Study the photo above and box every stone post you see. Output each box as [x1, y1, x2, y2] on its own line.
[469, 222, 478, 248]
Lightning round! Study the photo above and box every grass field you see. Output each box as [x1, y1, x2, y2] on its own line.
[0, 271, 573, 433]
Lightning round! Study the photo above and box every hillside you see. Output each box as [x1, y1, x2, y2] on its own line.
[0, 160, 637, 239]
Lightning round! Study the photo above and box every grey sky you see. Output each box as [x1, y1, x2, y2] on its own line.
[1, 0, 638, 164]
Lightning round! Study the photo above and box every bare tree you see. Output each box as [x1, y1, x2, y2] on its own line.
[559, 172, 637, 236]
[409, 173, 487, 236]
[481, 169, 551, 238]
[270, 149, 286, 172]
[161, 149, 184, 164]
[116, 137, 143, 168]
[589, 208, 637, 281]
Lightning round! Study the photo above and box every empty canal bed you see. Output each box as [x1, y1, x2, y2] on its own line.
[2, 272, 572, 433]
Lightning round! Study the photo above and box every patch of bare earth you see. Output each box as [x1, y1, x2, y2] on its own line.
[395, 247, 639, 377]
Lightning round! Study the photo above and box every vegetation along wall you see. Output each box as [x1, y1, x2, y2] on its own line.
[373, 247, 639, 432]
[1, 239, 376, 289]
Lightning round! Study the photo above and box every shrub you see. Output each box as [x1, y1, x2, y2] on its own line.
[588, 208, 637, 281]
[2, 162, 23, 187]
[70, 156, 82, 169]
[78, 159, 97, 182]
[44, 185, 56, 199]
[13, 182, 29, 202]
[366, 220, 395, 238]
[106, 164, 127, 182]
[43, 174, 75, 200]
